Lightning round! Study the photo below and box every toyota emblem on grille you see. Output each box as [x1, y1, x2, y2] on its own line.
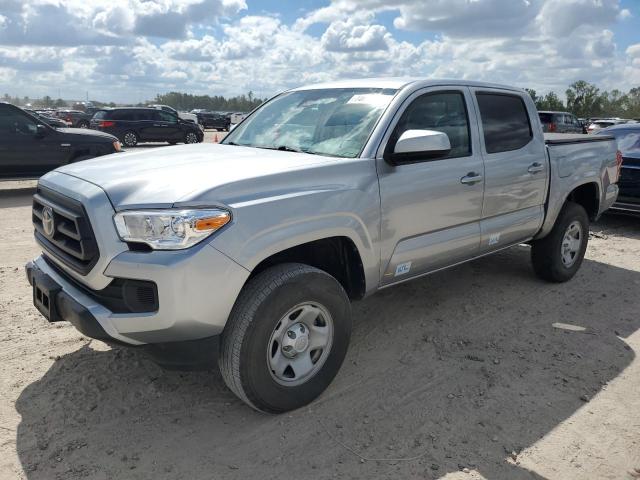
[42, 206, 55, 237]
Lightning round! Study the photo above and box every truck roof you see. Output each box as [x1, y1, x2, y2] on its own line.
[288, 77, 524, 93]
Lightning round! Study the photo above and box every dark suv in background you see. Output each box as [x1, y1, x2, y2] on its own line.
[196, 111, 230, 130]
[90, 108, 204, 147]
[538, 111, 584, 133]
[54, 109, 94, 129]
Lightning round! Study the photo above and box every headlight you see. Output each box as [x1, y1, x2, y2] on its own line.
[113, 209, 231, 250]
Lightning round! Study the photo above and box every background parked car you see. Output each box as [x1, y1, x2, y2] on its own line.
[196, 111, 230, 130]
[229, 112, 248, 129]
[149, 104, 199, 124]
[538, 111, 584, 133]
[0, 103, 120, 179]
[90, 107, 204, 147]
[587, 119, 619, 134]
[597, 123, 640, 215]
[54, 109, 93, 129]
[23, 109, 68, 129]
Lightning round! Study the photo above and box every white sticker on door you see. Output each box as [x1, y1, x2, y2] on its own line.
[488, 233, 501, 245]
[395, 262, 412, 276]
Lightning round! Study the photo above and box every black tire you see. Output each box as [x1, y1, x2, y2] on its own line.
[77, 120, 89, 129]
[219, 263, 351, 413]
[168, 142, 177, 145]
[531, 201, 589, 282]
[185, 131, 199, 144]
[122, 131, 138, 147]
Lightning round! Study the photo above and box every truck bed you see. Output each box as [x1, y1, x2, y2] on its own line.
[544, 133, 614, 145]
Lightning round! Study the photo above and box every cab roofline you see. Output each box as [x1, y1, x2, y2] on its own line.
[287, 77, 525, 93]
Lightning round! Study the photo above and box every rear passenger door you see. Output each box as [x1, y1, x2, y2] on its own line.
[471, 90, 548, 253]
[377, 87, 485, 285]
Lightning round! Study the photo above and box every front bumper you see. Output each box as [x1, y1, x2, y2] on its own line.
[26, 262, 118, 344]
[26, 242, 250, 346]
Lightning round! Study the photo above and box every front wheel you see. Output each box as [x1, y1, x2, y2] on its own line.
[77, 120, 89, 129]
[185, 132, 199, 144]
[531, 201, 589, 282]
[219, 263, 352, 413]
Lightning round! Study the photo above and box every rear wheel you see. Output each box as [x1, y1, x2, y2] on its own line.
[77, 120, 89, 129]
[122, 131, 138, 147]
[531, 201, 589, 282]
[219, 263, 351, 413]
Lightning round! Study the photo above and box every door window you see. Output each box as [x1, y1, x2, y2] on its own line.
[391, 91, 471, 158]
[476, 93, 532, 153]
[0, 108, 38, 136]
[157, 111, 178, 123]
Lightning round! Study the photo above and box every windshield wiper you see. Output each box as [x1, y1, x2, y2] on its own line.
[253, 145, 320, 155]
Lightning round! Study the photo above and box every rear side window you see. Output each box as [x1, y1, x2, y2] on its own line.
[93, 110, 107, 120]
[110, 110, 135, 121]
[538, 113, 552, 123]
[135, 110, 155, 121]
[476, 93, 532, 154]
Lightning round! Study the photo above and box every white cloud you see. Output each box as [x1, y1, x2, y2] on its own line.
[321, 18, 391, 52]
[0, 0, 635, 102]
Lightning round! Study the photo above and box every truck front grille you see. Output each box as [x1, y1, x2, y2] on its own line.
[32, 186, 99, 275]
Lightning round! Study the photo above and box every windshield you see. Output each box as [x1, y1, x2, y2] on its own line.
[223, 88, 397, 158]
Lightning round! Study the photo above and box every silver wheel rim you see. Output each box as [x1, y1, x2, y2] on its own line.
[561, 220, 583, 267]
[186, 133, 197, 143]
[267, 302, 333, 386]
[124, 132, 136, 146]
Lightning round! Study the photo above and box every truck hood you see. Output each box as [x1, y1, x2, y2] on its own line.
[54, 143, 343, 209]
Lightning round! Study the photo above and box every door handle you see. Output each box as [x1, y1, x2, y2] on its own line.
[153, 124, 161, 127]
[528, 162, 544, 174]
[460, 172, 483, 185]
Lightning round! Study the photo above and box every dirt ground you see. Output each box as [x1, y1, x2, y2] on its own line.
[0, 176, 639, 480]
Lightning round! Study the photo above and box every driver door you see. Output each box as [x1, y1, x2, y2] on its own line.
[376, 87, 485, 286]
[0, 106, 65, 178]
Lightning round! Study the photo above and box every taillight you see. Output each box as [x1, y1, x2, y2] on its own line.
[615, 150, 623, 182]
[549, 122, 557, 133]
[100, 121, 115, 128]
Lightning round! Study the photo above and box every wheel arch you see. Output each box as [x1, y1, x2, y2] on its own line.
[565, 181, 600, 221]
[536, 180, 601, 240]
[248, 236, 367, 301]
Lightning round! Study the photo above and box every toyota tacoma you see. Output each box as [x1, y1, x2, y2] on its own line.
[26, 79, 620, 413]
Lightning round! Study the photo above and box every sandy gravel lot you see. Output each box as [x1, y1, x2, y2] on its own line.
[0, 173, 639, 480]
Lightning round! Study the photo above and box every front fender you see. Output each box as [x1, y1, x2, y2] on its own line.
[210, 190, 381, 294]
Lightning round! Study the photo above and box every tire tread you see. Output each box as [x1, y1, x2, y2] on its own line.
[219, 263, 339, 412]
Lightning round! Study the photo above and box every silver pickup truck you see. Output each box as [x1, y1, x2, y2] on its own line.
[26, 79, 621, 413]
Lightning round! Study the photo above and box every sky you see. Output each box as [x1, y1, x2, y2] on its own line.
[0, 0, 638, 103]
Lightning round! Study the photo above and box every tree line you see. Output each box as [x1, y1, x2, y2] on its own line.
[526, 81, 640, 119]
[151, 91, 266, 113]
[2, 91, 265, 113]
[5, 81, 639, 118]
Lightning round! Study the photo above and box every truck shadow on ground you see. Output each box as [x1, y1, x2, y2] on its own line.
[14, 221, 640, 480]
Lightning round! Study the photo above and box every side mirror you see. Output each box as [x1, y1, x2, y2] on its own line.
[388, 129, 451, 165]
[35, 124, 48, 138]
